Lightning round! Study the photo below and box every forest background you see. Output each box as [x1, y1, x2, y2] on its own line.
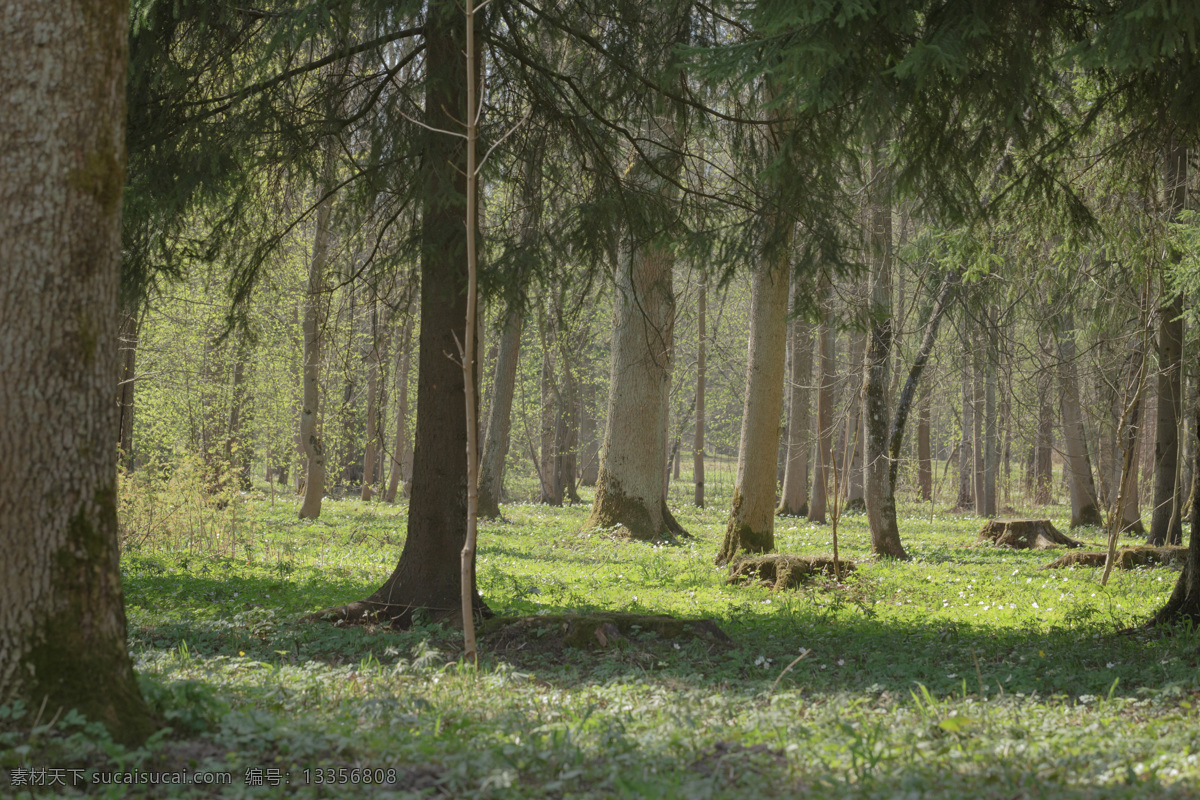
[7, 0, 1200, 797]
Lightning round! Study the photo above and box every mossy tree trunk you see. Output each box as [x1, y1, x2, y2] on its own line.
[0, 0, 156, 745]
[716, 228, 791, 565]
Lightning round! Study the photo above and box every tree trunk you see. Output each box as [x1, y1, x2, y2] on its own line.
[862, 160, 907, 559]
[777, 280, 812, 516]
[956, 339, 975, 509]
[694, 273, 708, 508]
[1150, 293, 1185, 544]
[0, 0, 155, 744]
[843, 329, 866, 510]
[808, 277, 835, 523]
[982, 321, 998, 516]
[1034, 354, 1054, 504]
[538, 294, 562, 505]
[117, 310, 139, 470]
[1056, 313, 1104, 528]
[1116, 344, 1147, 535]
[716, 234, 791, 564]
[917, 394, 932, 500]
[225, 337, 252, 491]
[298, 141, 337, 519]
[580, 383, 600, 486]
[585, 98, 684, 540]
[347, 1, 485, 625]
[556, 324, 582, 504]
[478, 300, 523, 517]
[362, 298, 380, 501]
[385, 304, 415, 504]
[973, 346, 986, 515]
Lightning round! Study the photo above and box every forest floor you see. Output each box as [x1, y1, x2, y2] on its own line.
[5, 480, 1200, 798]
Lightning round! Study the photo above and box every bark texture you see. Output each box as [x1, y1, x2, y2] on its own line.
[0, 0, 155, 744]
[298, 143, 337, 519]
[478, 301, 523, 518]
[694, 274, 707, 508]
[716, 244, 791, 565]
[348, 2, 486, 625]
[777, 283, 812, 516]
[808, 279, 835, 523]
[862, 163, 907, 559]
[1056, 313, 1104, 528]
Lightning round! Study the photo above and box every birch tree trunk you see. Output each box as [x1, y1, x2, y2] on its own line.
[716, 233, 792, 564]
[298, 143, 338, 519]
[0, 0, 155, 744]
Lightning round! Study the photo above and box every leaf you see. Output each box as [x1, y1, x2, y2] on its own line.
[938, 716, 974, 733]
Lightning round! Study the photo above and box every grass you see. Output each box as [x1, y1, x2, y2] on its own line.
[4, 478, 1200, 798]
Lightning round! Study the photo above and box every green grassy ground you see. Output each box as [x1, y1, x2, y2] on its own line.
[4, 483, 1200, 798]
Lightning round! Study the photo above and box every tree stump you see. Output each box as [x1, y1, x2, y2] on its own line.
[727, 554, 855, 590]
[978, 519, 1082, 550]
[1044, 545, 1188, 570]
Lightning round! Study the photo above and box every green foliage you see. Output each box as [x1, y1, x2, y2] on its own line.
[8, 489, 1200, 797]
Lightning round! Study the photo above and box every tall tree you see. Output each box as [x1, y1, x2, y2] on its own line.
[808, 275, 836, 523]
[0, 0, 155, 744]
[1055, 312, 1105, 529]
[777, 279, 812, 516]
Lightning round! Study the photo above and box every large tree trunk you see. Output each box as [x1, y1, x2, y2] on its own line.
[478, 300, 523, 518]
[0, 0, 155, 744]
[716, 233, 791, 564]
[862, 160, 907, 559]
[1056, 313, 1104, 528]
[345, 1, 485, 625]
[777, 280, 812, 516]
[808, 277, 835, 523]
[298, 143, 337, 519]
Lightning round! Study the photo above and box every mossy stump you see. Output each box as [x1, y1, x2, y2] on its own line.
[978, 519, 1082, 550]
[480, 613, 732, 652]
[727, 554, 856, 591]
[1044, 545, 1188, 570]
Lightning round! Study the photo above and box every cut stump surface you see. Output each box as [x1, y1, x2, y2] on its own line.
[728, 554, 856, 591]
[978, 519, 1082, 550]
[1044, 545, 1188, 570]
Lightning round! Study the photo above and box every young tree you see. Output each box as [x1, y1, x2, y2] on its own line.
[0, 0, 155, 744]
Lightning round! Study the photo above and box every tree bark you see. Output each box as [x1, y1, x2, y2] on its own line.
[982, 318, 998, 516]
[1056, 313, 1104, 528]
[347, 1, 486, 625]
[384, 302, 415, 504]
[478, 300, 523, 517]
[694, 273, 708, 507]
[862, 160, 907, 559]
[538, 294, 562, 505]
[716, 233, 792, 564]
[956, 334, 975, 509]
[117, 310, 139, 470]
[298, 142, 337, 519]
[1034, 350, 1055, 504]
[0, 0, 155, 744]
[843, 329, 866, 511]
[362, 298, 380, 501]
[1150, 293, 1185, 544]
[777, 280, 812, 516]
[808, 277, 835, 523]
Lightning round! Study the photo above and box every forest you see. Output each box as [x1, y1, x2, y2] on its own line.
[5, 0, 1200, 797]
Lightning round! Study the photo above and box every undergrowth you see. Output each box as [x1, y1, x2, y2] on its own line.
[4, 478, 1200, 798]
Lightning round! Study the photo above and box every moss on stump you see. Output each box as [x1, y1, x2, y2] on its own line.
[727, 554, 855, 591]
[1044, 545, 1189, 570]
[977, 519, 1082, 550]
